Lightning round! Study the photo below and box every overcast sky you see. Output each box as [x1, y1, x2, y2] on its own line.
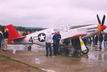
[0, 0, 107, 28]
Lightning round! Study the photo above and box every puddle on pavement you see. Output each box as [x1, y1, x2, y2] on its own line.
[35, 58, 41, 64]
[87, 51, 107, 62]
[41, 68, 56, 72]
[94, 53, 107, 61]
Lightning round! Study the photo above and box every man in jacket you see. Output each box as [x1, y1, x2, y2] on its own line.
[52, 32, 61, 55]
[45, 33, 53, 56]
[0, 31, 3, 49]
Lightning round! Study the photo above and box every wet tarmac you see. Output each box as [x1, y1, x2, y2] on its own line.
[0, 45, 107, 72]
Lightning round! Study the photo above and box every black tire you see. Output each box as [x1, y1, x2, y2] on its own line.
[28, 46, 32, 51]
[81, 46, 89, 54]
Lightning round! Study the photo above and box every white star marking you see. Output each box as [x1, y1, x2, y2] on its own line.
[39, 34, 45, 41]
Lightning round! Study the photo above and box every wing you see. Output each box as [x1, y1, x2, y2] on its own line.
[61, 24, 98, 40]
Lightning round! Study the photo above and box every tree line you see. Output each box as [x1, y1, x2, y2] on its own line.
[0, 25, 45, 32]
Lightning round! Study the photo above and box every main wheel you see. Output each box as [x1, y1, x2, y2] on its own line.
[81, 46, 89, 54]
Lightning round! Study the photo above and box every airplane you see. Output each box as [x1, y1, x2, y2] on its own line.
[3, 24, 95, 54]
[3, 14, 107, 54]
[5, 24, 97, 45]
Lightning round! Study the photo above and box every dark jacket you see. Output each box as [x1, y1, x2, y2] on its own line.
[94, 35, 98, 45]
[52, 33, 61, 43]
[98, 33, 103, 42]
[3, 31, 8, 39]
[71, 37, 81, 49]
[104, 33, 107, 41]
[0, 33, 3, 42]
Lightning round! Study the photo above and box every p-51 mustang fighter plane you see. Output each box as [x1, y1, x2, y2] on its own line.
[5, 24, 96, 45]
[4, 14, 106, 54]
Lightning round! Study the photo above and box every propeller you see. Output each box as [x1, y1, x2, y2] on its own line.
[102, 15, 106, 25]
[97, 14, 101, 24]
[97, 14, 106, 25]
[97, 14, 106, 31]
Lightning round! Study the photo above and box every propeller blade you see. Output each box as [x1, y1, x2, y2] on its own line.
[102, 15, 106, 25]
[97, 14, 101, 24]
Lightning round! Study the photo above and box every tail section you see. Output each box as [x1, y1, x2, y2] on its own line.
[5, 24, 22, 43]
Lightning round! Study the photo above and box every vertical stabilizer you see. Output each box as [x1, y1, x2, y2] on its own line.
[5, 24, 22, 43]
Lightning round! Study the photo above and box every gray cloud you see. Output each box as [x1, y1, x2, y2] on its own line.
[0, 0, 107, 28]
[71, 0, 107, 10]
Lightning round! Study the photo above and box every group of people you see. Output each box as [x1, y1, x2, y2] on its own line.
[45, 31, 61, 56]
[93, 32, 103, 50]
[83, 31, 107, 51]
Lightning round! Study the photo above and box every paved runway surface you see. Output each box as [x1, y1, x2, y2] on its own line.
[0, 45, 107, 72]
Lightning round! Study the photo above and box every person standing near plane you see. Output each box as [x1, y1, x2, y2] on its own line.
[0, 31, 3, 49]
[94, 35, 98, 46]
[52, 31, 61, 55]
[104, 33, 107, 48]
[3, 28, 8, 50]
[3, 28, 8, 39]
[98, 32, 103, 50]
[28, 37, 33, 51]
[71, 36, 81, 57]
[45, 33, 53, 56]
